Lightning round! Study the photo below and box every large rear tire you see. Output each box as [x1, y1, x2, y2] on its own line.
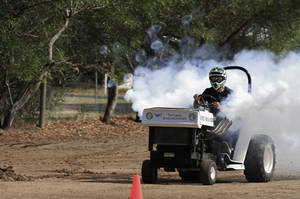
[141, 160, 157, 183]
[200, 160, 217, 185]
[244, 134, 276, 182]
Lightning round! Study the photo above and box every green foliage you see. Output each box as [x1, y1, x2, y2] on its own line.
[0, 0, 299, 127]
[66, 0, 299, 72]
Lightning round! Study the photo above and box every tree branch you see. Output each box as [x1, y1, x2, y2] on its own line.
[49, 4, 107, 61]
[60, 60, 115, 77]
[72, 5, 107, 16]
[11, 0, 57, 18]
[24, 15, 54, 36]
[5, 80, 14, 106]
[218, 18, 253, 47]
[125, 54, 135, 73]
[24, 33, 39, 38]
[49, 9, 71, 61]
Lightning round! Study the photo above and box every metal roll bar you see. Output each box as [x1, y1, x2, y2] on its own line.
[224, 66, 252, 93]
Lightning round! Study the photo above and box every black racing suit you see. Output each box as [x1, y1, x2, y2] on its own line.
[201, 86, 232, 114]
[201, 86, 238, 151]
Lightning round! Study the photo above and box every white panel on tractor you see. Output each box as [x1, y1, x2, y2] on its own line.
[142, 107, 214, 128]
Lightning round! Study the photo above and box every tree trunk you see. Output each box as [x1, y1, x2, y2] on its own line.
[102, 80, 118, 123]
[0, 63, 52, 130]
[39, 80, 47, 128]
[0, 89, 9, 129]
[1, 109, 16, 130]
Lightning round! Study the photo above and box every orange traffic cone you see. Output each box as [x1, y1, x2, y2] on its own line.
[129, 175, 143, 199]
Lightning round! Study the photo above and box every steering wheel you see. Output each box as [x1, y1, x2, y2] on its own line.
[198, 94, 219, 111]
[200, 94, 218, 104]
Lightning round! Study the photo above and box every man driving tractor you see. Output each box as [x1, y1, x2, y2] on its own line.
[193, 67, 232, 112]
[193, 67, 237, 154]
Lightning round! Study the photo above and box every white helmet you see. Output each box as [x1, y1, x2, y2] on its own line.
[209, 67, 227, 90]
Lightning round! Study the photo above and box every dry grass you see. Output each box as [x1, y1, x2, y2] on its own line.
[62, 96, 128, 104]
[47, 109, 137, 123]
[65, 87, 130, 96]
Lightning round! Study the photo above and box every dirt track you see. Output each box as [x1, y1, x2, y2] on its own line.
[0, 118, 299, 199]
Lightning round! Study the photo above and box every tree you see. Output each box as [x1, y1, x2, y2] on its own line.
[188, 0, 300, 53]
[0, 0, 107, 130]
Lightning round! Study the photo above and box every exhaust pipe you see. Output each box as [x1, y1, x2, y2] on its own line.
[208, 117, 232, 137]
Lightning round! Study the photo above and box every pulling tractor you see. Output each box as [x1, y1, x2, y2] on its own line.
[141, 66, 276, 185]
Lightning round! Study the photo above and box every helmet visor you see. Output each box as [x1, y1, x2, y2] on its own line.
[209, 76, 225, 83]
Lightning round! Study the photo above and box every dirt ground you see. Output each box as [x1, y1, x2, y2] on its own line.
[0, 118, 299, 199]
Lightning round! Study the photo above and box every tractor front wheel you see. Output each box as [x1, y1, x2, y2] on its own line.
[200, 160, 217, 185]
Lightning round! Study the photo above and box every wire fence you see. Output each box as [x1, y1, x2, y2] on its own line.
[46, 82, 134, 122]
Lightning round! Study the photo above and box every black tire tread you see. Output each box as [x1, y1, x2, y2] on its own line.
[141, 160, 157, 183]
[244, 134, 276, 182]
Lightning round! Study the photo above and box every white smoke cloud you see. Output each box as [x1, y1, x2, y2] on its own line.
[125, 48, 300, 177]
[224, 51, 300, 176]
